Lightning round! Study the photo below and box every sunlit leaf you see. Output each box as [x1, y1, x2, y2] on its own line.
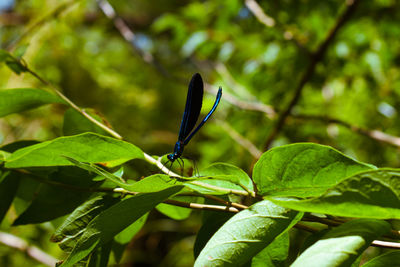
[5, 133, 144, 168]
[194, 200, 302, 266]
[291, 219, 390, 267]
[0, 88, 65, 117]
[270, 169, 400, 219]
[253, 143, 375, 197]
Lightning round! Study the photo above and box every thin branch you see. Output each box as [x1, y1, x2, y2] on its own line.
[293, 114, 400, 148]
[0, 232, 58, 266]
[25, 66, 123, 140]
[205, 81, 276, 118]
[303, 214, 342, 227]
[371, 240, 400, 249]
[263, 0, 360, 150]
[164, 199, 240, 213]
[245, 0, 310, 55]
[96, 0, 168, 76]
[219, 120, 263, 159]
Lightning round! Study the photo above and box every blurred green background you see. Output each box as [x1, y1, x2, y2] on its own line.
[1, 0, 399, 265]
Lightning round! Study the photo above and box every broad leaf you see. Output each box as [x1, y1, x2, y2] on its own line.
[13, 167, 100, 225]
[186, 163, 253, 195]
[253, 143, 374, 197]
[291, 219, 390, 267]
[60, 186, 183, 267]
[0, 88, 65, 117]
[199, 162, 253, 190]
[194, 200, 302, 266]
[52, 195, 120, 252]
[270, 169, 400, 219]
[5, 133, 144, 168]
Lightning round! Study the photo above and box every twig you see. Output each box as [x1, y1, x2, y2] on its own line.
[205, 82, 276, 118]
[293, 114, 400, 148]
[164, 199, 240, 213]
[303, 214, 342, 227]
[263, 0, 360, 150]
[0, 232, 58, 266]
[245, 0, 310, 55]
[371, 240, 400, 249]
[25, 66, 123, 140]
[219, 120, 263, 159]
[96, 0, 168, 76]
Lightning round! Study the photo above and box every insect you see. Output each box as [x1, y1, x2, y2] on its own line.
[167, 73, 222, 163]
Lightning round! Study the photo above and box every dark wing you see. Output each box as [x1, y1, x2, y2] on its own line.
[178, 73, 203, 141]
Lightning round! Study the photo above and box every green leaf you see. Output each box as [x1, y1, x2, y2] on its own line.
[362, 251, 400, 267]
[64, 157, 127, 188]
[253, 143, 375, 197]
[0, 88, 65, 117]
[156, 196, 195, 220]
[194, 200, 302, 267]
[127, 174, 184, 192]
[0, 171, 20, 223]
[199, 162, 254, 190]
[5, 133, 144, 168]
[13, 167, 100, 225]
[60, 186, 183, 267]
[63, 108, 109, 136]
[0, 49, 11, 62]
[251, 232, 289, 267]
[270, 169, 400, 219]
[291, 219, 390, 267]
[186, 163, 253, 195]
[114, 213, 148, 244]
[52, 195, 120, 252]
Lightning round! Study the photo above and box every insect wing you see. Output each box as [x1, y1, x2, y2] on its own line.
[178, 73, 204, 141]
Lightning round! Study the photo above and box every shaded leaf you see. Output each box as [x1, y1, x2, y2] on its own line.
[52, 195, 120, 252]
[60, 186, 183, 267]
[194, 200, 302, 267]
[362, 251, 400, 267]
[270, 169, 400, 219]
[0, 171, 20, 223]
[0, 88, 65, 117]
[87, 241, 112, 267]
[5, 133, 144, 168]
[13, 167, 100, 225]
[291, 219, 390, 267]
[253, 143, 374, 197]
